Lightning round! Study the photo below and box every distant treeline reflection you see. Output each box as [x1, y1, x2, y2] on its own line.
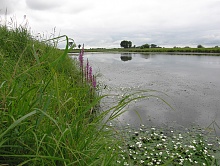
[120, 53, 132, 61]
[120, 53, 150, 61]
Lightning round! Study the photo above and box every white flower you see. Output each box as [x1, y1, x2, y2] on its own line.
[136, 141, 142, 148]
[154, 132, 158, 136]
[188, 145, 195, 149]
[148, 162, 153, 165]
[157, 144, 162, 147]
[178, 134, 183, 139]
[123, 162, 129, 166]
[192, 140, 196, 144]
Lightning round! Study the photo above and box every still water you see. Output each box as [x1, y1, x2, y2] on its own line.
[76, 53, 220, 132]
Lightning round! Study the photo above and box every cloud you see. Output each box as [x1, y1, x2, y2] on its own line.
[0, 0, 17, 14]
[25, 0, 93, 14]
[25, 0, 62, 10]
[2, 0, 220, 48]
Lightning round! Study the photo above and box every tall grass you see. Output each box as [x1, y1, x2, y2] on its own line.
[0, 22, 124, 165]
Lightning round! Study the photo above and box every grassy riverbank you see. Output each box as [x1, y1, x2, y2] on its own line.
[1, 24, 220, 165]
[0, 24, 125, 165]
[70, 47, 220, 54]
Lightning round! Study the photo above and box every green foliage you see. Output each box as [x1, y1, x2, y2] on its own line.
[198, 44, 204, 48]
[0, 24, 122, 165]
[140, 43, 150, 49]
[120, 40, 132, 48]
[0, 25, 36, 60]
[150, 44, 158, 48]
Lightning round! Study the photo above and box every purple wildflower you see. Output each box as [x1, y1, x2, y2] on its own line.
[92, 75, 96, 88]
[89, 66, 93, 82]
[86, 59, 89, 82]
[78, 44, 96, 89]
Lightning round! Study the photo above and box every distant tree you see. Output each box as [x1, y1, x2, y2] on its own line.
[214, 46, 219, 48]
[140, 43, 150, 49]
[68, 41, 74, 48]
[78, 44, 81, 49]
[197, 44, 204, 48]
[150, 44, 157, 48]
[128, 41, 132, 48]
[120, 40, 132, 48]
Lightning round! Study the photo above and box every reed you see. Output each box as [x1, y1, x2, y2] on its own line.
[0, 22, 122, 165]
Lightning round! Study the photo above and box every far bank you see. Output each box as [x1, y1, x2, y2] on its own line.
[69, 47, 220, 54]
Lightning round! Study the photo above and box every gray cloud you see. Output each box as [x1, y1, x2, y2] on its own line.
[2, 0, 220, 48]
[25, 0, 93, 14]
[0, 0, 17, 14]
[25, 0, 62, 11]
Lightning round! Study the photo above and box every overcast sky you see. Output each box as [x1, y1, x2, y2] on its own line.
[1, 0, 220, 48]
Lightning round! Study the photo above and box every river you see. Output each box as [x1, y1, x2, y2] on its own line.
[72, 52, 220, 134]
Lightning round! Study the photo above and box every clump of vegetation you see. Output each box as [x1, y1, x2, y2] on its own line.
[0, 20, 123, 165]
[107, 124, 220, 165]
[120, 40, 132, 48]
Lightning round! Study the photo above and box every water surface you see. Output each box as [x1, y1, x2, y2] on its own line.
[74, 53, 220, 133]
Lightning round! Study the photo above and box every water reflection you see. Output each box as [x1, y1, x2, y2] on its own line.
[120, 54, 132, 61]
[120, 53, 151, 62]
[140, 54, 150, 59]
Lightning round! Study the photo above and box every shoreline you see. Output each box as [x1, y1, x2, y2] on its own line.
[69, 47, 220, 54]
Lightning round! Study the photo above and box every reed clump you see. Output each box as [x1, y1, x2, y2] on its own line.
[0, 23, 121, 165]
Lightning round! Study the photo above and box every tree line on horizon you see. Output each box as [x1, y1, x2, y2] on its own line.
[120, 40, 219, 49]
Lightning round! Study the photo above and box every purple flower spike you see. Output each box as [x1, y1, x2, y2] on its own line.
[89, 66, 93, 82]
[79, 51, 83, 68]
[86, 59, 89, 82]
[92, 75, 96, 88]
